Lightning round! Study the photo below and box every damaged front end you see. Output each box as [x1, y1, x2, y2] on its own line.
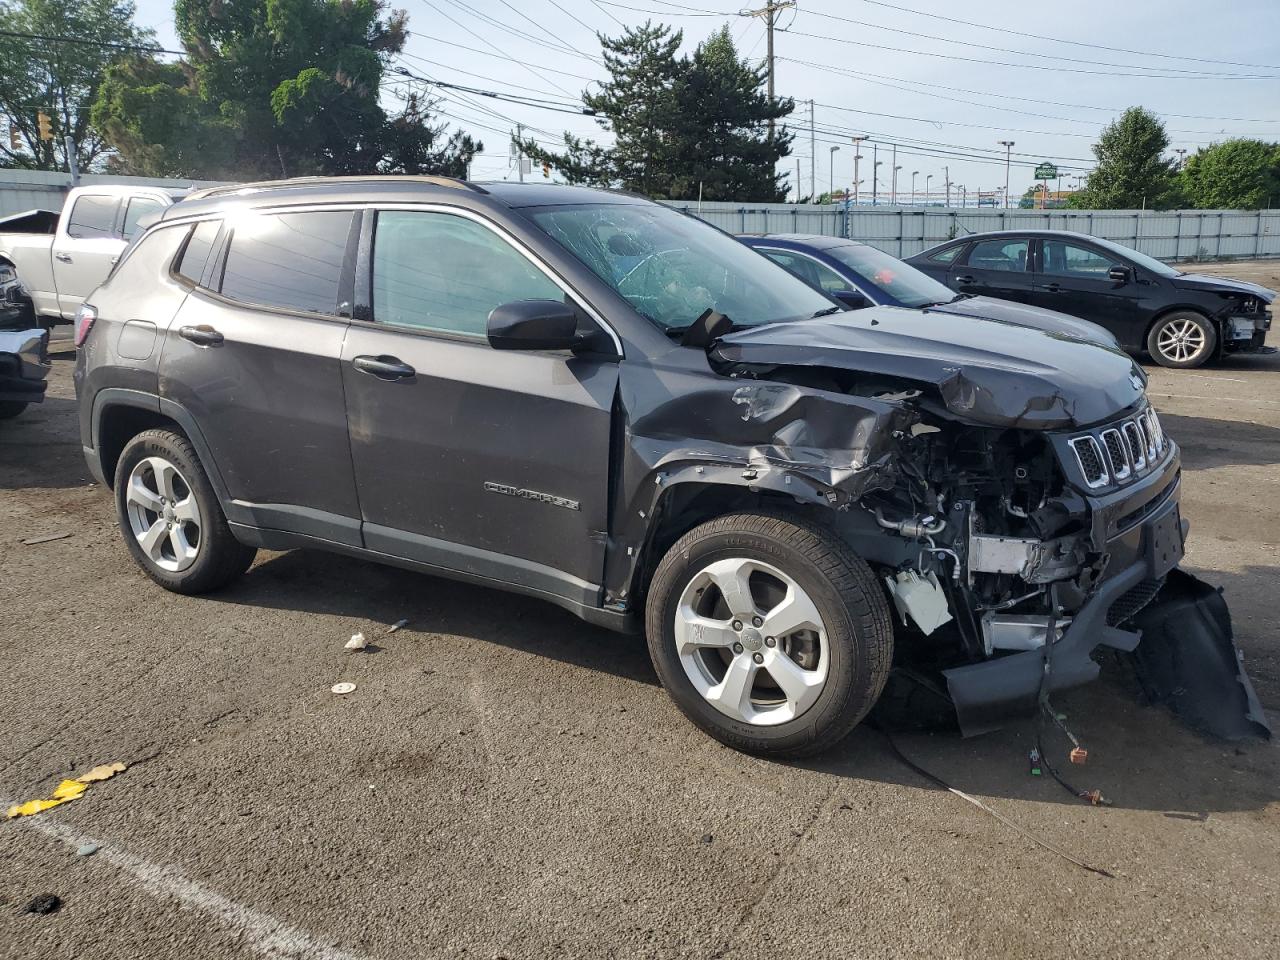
[625, 308, 1270, 741]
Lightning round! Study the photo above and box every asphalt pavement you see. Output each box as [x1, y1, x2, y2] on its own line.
[2, 267, 1278, 959]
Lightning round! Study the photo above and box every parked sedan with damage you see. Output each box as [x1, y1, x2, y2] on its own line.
[905, 230, 1274, 368]
[75, 179, 1269, 757]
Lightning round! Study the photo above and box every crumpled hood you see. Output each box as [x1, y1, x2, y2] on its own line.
[1171, 273, 1276, 303]
[926, 295, 1119, 348]
[711, 306, 1145, 430]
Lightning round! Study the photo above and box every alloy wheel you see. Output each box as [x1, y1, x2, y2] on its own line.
[1156, 317, 1207, 364]
[674, 557, 829, 726]
[124, 456, 202, 573]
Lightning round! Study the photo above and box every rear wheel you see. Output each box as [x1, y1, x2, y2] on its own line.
[1147, 311, 1216, 368]
[645, 511, 893, 758]
[113, 428, 256, 594]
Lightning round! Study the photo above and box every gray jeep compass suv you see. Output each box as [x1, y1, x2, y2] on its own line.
[75, 177, 1269, 756]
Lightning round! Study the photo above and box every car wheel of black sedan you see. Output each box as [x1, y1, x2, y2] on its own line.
[0, 401, 28, 420]
[645, 510, 893, 758]
[1147, 311, 1216, 368]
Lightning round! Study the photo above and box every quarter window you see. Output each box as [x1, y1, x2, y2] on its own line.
[66, 195, 120, 240]
[371, 211, 563, 336]
[175, 220, 221, 285]
[929, 244, 963, 264]
[968, 238, 1029, 272]
[122, 196, 166, 241]
[220, 211, 354, 315]
[1041, 239, 1118, 278]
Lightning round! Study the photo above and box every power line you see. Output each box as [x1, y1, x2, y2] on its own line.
[442, 0, 605, 65]
[0, 28, 183, 55]
[853, 0, 1280, 72]
[398, 44, 597, 83]
[393, 66, 596, 115]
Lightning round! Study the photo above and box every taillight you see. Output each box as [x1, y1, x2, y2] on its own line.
[74, 303, 98, 347]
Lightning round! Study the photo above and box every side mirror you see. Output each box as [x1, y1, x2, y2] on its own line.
[833, 289, 870, 310]
[487, 299, 581, 351]
[1108, 265, 1132, 284]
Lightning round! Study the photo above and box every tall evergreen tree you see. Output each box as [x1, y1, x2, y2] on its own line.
[525, 23, 792, 201]
[1179, 139, 1280, 210]
[1071, 107, 1182, 209]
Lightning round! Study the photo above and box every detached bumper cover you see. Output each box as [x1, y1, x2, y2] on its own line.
[0, 327, 50, 405]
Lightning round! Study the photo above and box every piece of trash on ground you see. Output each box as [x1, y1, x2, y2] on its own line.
[388, 619, 409, 634]
[6, 761, 129, 819]
[75, 843, 99, 857]
[24, 893, 62, 914]
[331, 682, 357, 695]
[21, 532, 71, 546]
[344, 632, 368, 651]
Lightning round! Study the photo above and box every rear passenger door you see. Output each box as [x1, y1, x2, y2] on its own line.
[953, 237, 1034, 304]
[159, 209, 364, 544]
[340, 207, 620, 603]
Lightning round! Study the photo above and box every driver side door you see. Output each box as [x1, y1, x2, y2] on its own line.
[341, 208, 620, 604]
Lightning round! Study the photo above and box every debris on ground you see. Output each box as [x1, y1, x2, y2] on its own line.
[75, 843, 99, 857]
[331, 682, 356, 695]
[21, 532, 71, 545]
[5, 762, 128, 819]
[24, 893, 62, 914]
[388, 619, 409, 634]
[344, 632, 368, 651]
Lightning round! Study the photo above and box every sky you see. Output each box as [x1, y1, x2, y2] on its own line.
[130, 0, 1280, 203]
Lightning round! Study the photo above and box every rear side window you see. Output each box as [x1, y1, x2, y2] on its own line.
[66, 195, 120, 239]
[968, 238, 1029, 272]
[175, 220, 221, 285]
[929, 244, 964, 264]
[220, 211, 354, 316]
[122, 196, 167, 241]
[371, 211, 562, 336]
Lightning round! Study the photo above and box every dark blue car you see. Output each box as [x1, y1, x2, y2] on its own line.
[739, 234, 1119, 349]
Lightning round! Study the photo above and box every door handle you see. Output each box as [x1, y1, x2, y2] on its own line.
[1042, 282, 1062, 293]
[179, 324, 224, 346]
[353, 355, 416, 381]
[955, 275, 975, 284]
[55, 253, 73, 263]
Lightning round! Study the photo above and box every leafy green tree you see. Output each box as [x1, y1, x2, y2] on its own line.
[93, 0, 479, 179]
[1070, 107, 1182, 209]
[525, 23, 792, 200]
[1179, 139, 1280, 210]
[0, 0, 154, 171]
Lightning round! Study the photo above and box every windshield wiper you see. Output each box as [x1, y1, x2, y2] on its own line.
[810, 305, 843, 317]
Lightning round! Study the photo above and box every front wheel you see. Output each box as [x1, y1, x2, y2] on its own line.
[1148, 311, 1216, 368]
[645, 511, 894, 758]
[0, 401, 28, 420]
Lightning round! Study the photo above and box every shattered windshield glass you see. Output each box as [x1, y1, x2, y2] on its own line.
[527, 203, 835, 331]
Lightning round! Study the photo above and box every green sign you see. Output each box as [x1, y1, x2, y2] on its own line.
[1034, 162, 1058, 180]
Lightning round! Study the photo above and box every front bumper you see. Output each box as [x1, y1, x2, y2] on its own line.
[1223, 309, 1271, 353]
[943, 445, 1184, 736]
[0, 327, 51, 405]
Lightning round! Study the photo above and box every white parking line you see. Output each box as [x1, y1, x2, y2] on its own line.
[1150, 393, 1280, 407]
[6, 804, 369, 960]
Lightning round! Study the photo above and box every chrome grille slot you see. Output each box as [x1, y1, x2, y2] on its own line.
[1123, 421, 1146, 470]
[1069, 436, 1108, 488]
[1101, 429, 1131, 480]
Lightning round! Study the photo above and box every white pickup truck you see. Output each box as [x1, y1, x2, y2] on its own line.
[0, 184, 185, 325]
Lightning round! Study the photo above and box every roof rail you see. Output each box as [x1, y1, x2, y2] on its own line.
[183, 175, 487, 203]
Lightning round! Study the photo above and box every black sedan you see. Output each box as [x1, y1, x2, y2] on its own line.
[904, 229, 1274, 368]
[739, 234, 1119, 350]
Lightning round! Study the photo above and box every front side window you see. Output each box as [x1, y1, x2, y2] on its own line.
[66, 195, 120, 239]
[827, 243, 956, 308]
[529, 203, 834, 331]
[220, 211, 353, 315]
[122, 196, 167, 241]
[967, 238, 1029, 272]
[175, 219, 221, 285]
[763, 250, 855, 294]
[1041, 240, 1119, 278]
[371, 211, 564, 336]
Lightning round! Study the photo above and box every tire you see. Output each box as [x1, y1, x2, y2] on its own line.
[113, 428, 256, 594]
[1147, 311, 1216, 368]
[645, 510, 894, 758]
[0, 401, 28, 420]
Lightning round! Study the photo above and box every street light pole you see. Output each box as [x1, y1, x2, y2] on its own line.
[829, 145, 839, 198]
[911, 170, 918, 205]
[872, 142, 878, 205]
[998, 140, 1015, 208]
[892, 165, 901, 204]
[944, 165, 950, 207]
[925, 174, 932, 204]
[850, 135, 866, 207]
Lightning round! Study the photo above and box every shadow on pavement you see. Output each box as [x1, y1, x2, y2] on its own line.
[1159, 412, 1280, 470]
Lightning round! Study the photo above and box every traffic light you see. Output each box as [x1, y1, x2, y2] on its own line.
[37, 111, 52, 141]
[542, 161, 551, 179]
[8, 121, 20, 151]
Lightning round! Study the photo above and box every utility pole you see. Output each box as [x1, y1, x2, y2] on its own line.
[795, 158, 801, 201]
[809, 99, 815, 202]
[64, 136, 79, 186]
[998, 140, 1015, 208]
[745, 1, 796, 142]
[871, 142, 878, 206]
[890, 144, 897, 204]
[515, 123, 524, 183]
[944, 165, 951, 207]
[850, 135, 866, 208]
[1175, 147, 1187, 170]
